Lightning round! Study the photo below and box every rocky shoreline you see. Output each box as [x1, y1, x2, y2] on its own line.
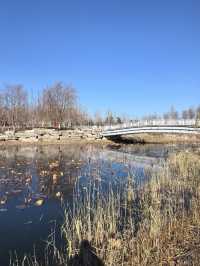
[0, 128, 103, 144]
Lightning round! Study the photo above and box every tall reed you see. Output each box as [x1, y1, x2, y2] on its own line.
[12, 151, 200, 265]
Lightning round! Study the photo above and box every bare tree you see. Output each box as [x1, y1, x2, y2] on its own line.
[196, 106, 200, 119]
[182, 107, 195, 120]
[40, 82, 77, 128]
[163, 112, 170, 120]
[94, 112, 103, 126]
[105, 111, 115, 125]
[169, 106, 178, 120]
[116, 116, 122, 124]
[187, 107, 195, 119]
[0, 92, 7, 127]
[143, 113, 159, 120]
[182, 110, 188, 119]
[4, 85, 28, 129]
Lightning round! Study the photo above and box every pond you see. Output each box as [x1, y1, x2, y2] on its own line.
[0, 143, 198, 265]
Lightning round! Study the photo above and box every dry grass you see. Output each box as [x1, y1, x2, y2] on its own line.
[12, 151, 200, 266]
[123, 133, 200, 144]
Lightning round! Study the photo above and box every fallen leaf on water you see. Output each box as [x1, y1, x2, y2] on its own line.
[0, 197, 7, 205]
[56, 191, 61, 197]
[34, 199, 44, 206]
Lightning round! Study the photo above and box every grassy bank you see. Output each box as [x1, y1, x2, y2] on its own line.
[122, 133, 200, 144]
[12, 150, 200, 266]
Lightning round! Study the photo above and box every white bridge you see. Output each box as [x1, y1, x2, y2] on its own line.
[102, 119, 200, 138]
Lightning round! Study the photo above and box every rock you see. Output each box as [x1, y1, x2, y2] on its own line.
[0, 127, 103, 142]
[4, 130, 15, 136]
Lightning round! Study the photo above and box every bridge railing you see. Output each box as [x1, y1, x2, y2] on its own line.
[103, 119, 198, 131]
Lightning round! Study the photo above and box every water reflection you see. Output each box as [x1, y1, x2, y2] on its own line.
[0, 145, 86, 212]
[0, 144, 89, 265]
[0, 143, 198, 265]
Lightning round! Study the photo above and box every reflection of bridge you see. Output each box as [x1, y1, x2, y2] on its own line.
[102, 119, 200, 138]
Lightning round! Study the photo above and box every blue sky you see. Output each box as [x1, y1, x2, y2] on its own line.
[0, 0, 200, 117]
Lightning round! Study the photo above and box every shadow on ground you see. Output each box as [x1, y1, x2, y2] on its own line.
[68, 240, 105, 266]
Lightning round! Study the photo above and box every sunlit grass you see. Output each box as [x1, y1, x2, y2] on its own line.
[12, 151, 200, 266]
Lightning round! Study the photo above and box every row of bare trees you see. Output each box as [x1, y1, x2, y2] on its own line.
[93, 106, 200, 126]
[0, 83, 199, 129]
[142, 106, 200, 122]
[0, 83, 89, 129]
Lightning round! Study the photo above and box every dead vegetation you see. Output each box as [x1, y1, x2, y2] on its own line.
[122, 133, 200, 144]
[12, 151, 200, 266]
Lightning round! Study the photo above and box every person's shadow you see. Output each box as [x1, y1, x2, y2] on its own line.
[68, 240, 105, 266]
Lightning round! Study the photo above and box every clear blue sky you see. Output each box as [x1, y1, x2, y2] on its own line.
[0, 0, 200, 117]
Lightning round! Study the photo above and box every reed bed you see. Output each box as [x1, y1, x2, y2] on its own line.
[12, 151, 200, 266]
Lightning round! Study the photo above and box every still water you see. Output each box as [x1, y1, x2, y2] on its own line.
[0, 143, 198, 265]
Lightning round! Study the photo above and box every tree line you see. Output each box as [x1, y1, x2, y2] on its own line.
[0, 83, 199, 129]
[142, 105, 200, 121]
[0, 83, 89, 129]
[93, 106, 200, 126]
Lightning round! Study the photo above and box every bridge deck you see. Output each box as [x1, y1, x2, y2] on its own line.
[102, 126, 200, 137]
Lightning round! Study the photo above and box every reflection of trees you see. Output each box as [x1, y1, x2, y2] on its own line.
[34, 145, 86, 198]
[0, 155, 33, 204]
[0, 145, 87, 206]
